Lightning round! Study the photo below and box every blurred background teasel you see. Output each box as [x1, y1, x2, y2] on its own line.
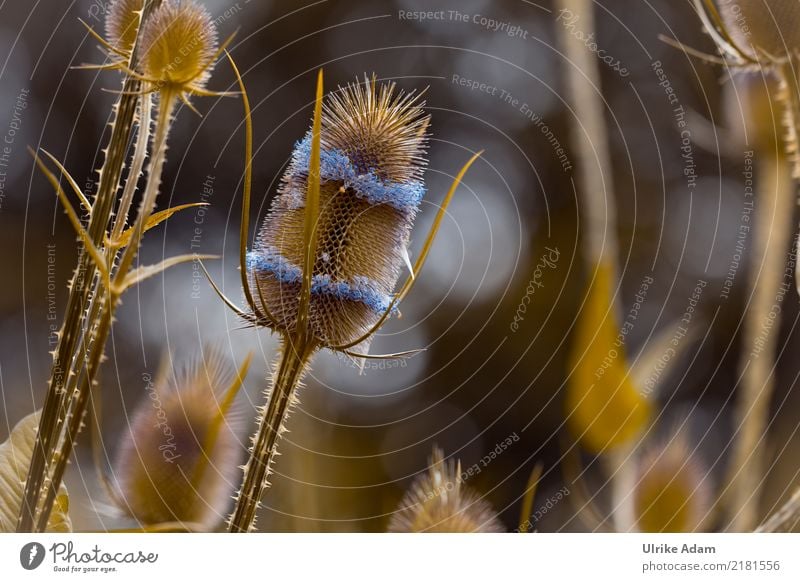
[2, 0, 800, 532]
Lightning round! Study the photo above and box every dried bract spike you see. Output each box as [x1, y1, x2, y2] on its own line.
[389, 448, 503, 533]
[633, 433, 713, 533]
[112, 350, 245, 529]
[139, 0, 218, 92]
[105, 0, 144, 54]
[248, 76, 430, 348]
[716, 0, 800, 62]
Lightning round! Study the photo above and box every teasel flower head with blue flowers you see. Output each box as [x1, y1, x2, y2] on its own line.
[247, 75, 431, 349]
[211, 70, 481, 532]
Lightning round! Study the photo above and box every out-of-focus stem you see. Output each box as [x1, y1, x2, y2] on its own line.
[727, 152, 793, 531]
[557, 0, 619, 267]
[557, 0, 633, 530]
[608, 447, 638, 531]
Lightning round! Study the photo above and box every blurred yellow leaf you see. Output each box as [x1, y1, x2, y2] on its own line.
[0, 411, 72, 532]
[566, 261, 652, 453]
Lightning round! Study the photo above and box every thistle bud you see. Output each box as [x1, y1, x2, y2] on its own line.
[633, 433, 713, 532]
[716, 0, 800, 62]
[138, 0, 218, 92]
[248, 76, 430, 347]
[105, 0, 144, 54]
[388, 448, 503, 533]
[111, 350, 245, 529]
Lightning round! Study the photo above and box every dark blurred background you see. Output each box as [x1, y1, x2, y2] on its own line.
[1, 0, 798, 531]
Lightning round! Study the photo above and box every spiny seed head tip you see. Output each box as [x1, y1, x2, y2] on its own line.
[388, 447, 503, 533]
[322, 75, 430, 182]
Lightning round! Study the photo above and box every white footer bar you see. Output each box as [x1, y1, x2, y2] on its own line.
[0, 533, 797, 581]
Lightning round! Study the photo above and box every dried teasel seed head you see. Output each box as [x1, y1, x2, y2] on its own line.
[111, 349, 245, 529]
[138, 0, 218, 92]
[388, 448, 503, 533]
[248, 75, 430, 348]
[716, 0, 800, 62]
[633, 432, 714, 533]
[105, 0, 144, 54]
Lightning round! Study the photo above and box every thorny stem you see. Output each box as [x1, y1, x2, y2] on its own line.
[228, 338, 316, 532]
[116, 89, 177, 279]
[34, 89, 178, 532]
[110, 93, 153, 241]
[228, 70, 325, 533]
[17, 0, 163, 532]
[74, 91, 153, 503]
